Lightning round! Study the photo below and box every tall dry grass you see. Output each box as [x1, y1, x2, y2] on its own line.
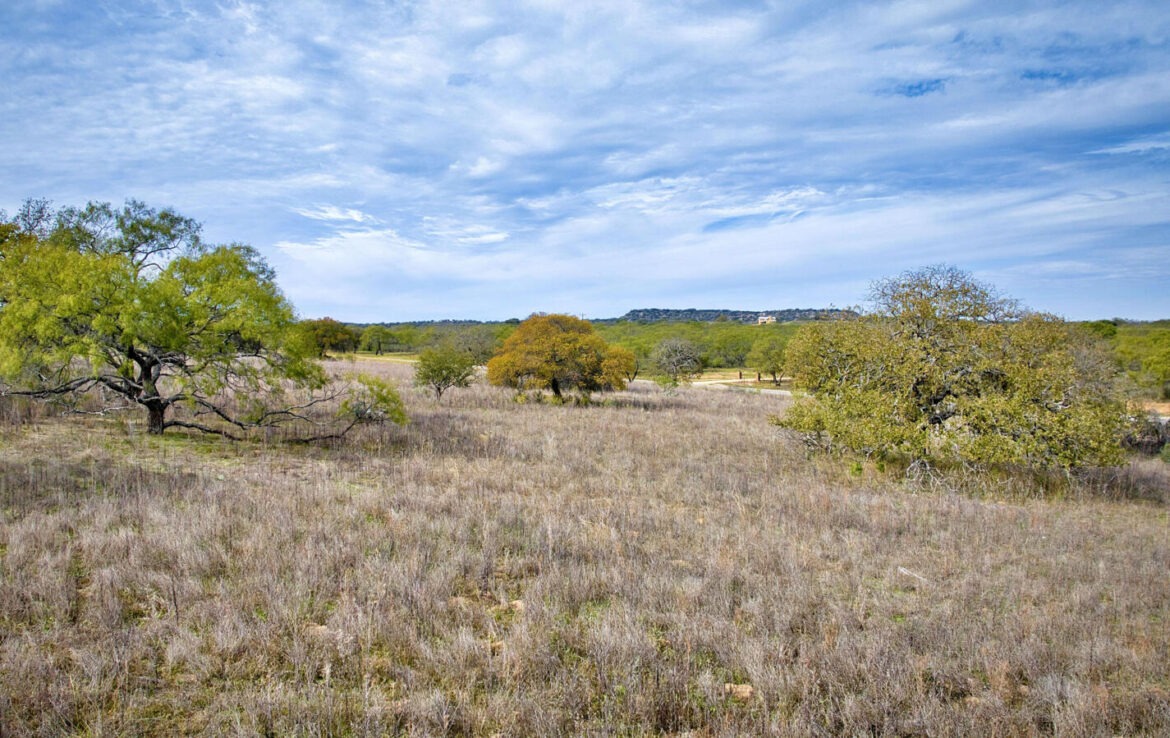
[1, 359, 1168, 736]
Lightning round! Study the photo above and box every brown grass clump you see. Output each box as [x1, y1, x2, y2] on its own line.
[1, 359, 1168, 735]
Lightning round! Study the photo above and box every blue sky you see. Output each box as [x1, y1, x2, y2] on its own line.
[2, 0, 1168, 321]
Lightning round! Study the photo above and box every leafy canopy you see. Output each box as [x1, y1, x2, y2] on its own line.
[302, 317, 358, 357]
[776, 266, 1128, 471]
[602, 345, 638, 384]
[486, 314, 630, 397]
[0, 199, 402, 438]
[747, 334, 787, 383]
[1114, 327, 1170, 400]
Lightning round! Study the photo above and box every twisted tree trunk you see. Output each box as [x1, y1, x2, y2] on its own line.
[146, 400, 166, 434]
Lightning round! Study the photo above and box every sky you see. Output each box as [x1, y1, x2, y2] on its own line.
[2, 0, 1168, 321]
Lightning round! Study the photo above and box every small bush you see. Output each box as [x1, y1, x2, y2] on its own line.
[413, 343, 476, 401]
[650, 338, 703, 385]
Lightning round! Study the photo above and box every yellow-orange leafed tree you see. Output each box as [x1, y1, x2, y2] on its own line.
[487, 314, 634, 398]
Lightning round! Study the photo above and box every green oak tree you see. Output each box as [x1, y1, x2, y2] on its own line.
[361, 325, 393, 355]
[747, 334, 787, 384]
[302, 317, 358, 357]
[776, 266, 1128, 471]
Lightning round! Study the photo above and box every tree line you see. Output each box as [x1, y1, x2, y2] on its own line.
[303, 316, 800, 383]
[307, 309, 1170, 403]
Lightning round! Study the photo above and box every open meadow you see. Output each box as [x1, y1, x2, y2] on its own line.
[2, 359, 1168, 736]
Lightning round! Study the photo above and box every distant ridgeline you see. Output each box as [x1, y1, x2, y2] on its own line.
[616, 308, 857, 323]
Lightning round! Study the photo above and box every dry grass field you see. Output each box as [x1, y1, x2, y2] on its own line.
[1, 359, 1168, 736]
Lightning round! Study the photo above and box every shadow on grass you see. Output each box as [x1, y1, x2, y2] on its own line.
[916, 460, 1170, 504]
[1079, 460, 1170, 504]
[0, 456, 202, 519]
[810, 445, 1170, 505]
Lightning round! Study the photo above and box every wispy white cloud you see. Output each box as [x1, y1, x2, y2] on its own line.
[1, 0, 1168, 319]
[292, 205, 378, 224]
[1090, 132, 1170, 155]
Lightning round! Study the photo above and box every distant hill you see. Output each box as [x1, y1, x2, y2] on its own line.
[615, 307, 856, 323]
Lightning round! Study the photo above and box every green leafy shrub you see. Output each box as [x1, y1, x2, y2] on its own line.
[413, 343, 476, 400]
[775, 266, 1128, 471]
[342, 374, 408, 426]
